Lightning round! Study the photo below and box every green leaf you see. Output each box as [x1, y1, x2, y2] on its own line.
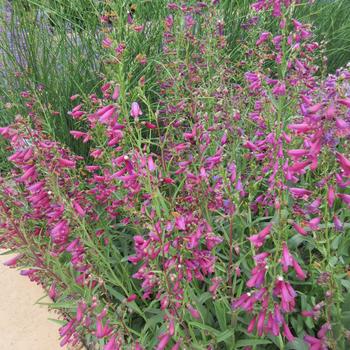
[286, 337, 308, 350]
[48, 318, 66, 326]
[214, 300, 228, 331]
[39, 301, 75, 309]
[341, 279, 350, 292]
[188, 322, 220, 336]
[331, 235, 342, 250]
[341, 310, 350, 329]
[142, 313, 164, 333]
[217, 329, 235, 343]
[235, 339, 272, 347]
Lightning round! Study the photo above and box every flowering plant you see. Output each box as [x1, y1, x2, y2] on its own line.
[0, 1, 349, 349]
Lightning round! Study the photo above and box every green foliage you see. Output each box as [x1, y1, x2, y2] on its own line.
[0, 1, 350, 349]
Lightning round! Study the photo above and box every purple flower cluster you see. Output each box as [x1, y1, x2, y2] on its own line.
[0, 1, 349, 349]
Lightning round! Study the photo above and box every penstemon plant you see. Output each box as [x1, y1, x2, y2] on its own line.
[0, 1, 349, 350]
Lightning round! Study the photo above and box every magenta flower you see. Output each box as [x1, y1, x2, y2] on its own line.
[99, 106, 116, 124]
[248, 223, 273, 248]
[147, 156, 156, 172]
[96, 319, 112, 338]
[327, 186, 335, 208]
[165, 15, 174, 29]
[337, 98, 350, 108]
[274, 278, 296, 312]
[256, 32, 270, 46]
[333, 215, 343, 231]
[282, 321, 295, 342]
[292, 258, 306, 280]
[304, 322, 331, 350]
[247, 316, 257, 333]
[130, 102, 143, 118]
[73, 200, 86, 217]
[57, 158, 76, 168]
[281, 243, 293, 273]
[256, 310, 266, 336]
[18, 165, 36, 182]
[48, 282, 58, 300]
[156, 334, 170, 350]
[338, 193, 350, 207]
[292, 222, 308, 236]
[51, 220, 70, 244]
[102, 37, 113, 48]
[112, 84, 120, 100]
[187, 304, 201, 319]
[272, 82, 286, 96]
[246, 262, 267, 288]
[126, 294, 137, 302]
[336, 152, 350, 176]
[104, 336, 118, 350]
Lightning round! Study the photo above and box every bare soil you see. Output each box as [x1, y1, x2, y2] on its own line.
[0, 253, 65, 350]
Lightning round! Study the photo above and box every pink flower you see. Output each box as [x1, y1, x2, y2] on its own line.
[49, 282, 58, 300]
[96, 319, 112, 338]
[336, 152, 350, 176]
[70, 130, 87, 139]
[247, 316, 257, 333]
[338, 98, 350, 108]
[208, 277, 221, 296]
[96, 105, 113, 116]
[3, 254, 22, 267]
[272, 82, 286, 96]
[248, 223, 273, 248]
[130, 102, 142, 118]
[101, 83, 111, 92]
[126, 294, 137, 302]
[102, 37, 113, 48]
[288, 123, 314, 133]
[307, 103, 323, 114]
[51, 220, 70, 245]
[281, 243, 293, 273]
[147, 156, 156, 172]
[171, 341, 181, 350]
[59, 319, 75, 337]
[112, 85, 120, 100]
[187, 304, 201, 319]
[292, 258, 306, 280]
[145, 122, 156, 129]
[338, 193, 350, 207]
[333, 215, 343, 231]
[99, 107, 116, 124]
[104, 336, 119, 350]
[76, 301, 87, 322]
[73, 200, 86, 217]
[18, 165, 36, 182]
[304, 322, 331, 349]
[282, 321, 295, 342]
[289, 187, 312, 199]
[308, 217, 321, 231]
[274, 278, 296, 312]
[327, 186, 335, 208]
[58, 158, 76, 168]
[156, 334, 170, 350]
[165, 15, 174, 29]
[292, 222, 308, 236]
[304, 335, 324, 349]
[175, 216, 186, 230]
[246, 262, 267, 288]
[256, 310, 266, 336]
[256, 32, 270, 46]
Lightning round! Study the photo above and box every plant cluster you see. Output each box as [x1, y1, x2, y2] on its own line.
[0, 1, 349, 349]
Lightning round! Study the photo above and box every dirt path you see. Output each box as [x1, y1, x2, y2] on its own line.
[0, 252, 64, 350]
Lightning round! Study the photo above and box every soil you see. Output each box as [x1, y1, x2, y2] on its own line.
[0, 252, 66, 350]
